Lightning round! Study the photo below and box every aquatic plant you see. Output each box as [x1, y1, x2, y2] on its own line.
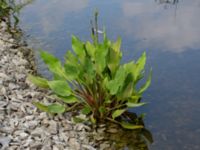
[28, 12, 152, 129]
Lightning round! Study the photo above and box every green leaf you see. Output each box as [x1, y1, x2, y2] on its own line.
[138, 69, 152, 94]
[107, 66, 126, 95]
[65, 50, 79, 65]
[27, 74, 49, 88]
[81, 106, 92, 115]
[33, 102, 65, 114]
[112, 37, 121, 53]
[73, 116, 87, 123]
[120, 122, 144, 130]
[64, 63, 79, 80]
[118, 73, 134, 99]
[134, 52, 146, 81]
[40, 51, 66, 79]
[85, 41, 95, 60]
[33, 102, 48, 112]
[48, 80, 71, 97]
[112, 109, 126, 119]
[99, 106, 106, 113]
[95, 44, 108, 74]
[129, 95, 141, 103]
[72, 35, 85, 63]
[47, 103, 65, 114]
[82, 57, 95, 83]
[126, 102, 147, 108]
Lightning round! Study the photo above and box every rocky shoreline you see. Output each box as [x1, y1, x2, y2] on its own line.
[0, 21, 105, 150]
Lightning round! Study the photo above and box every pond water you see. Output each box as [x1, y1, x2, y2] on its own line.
[19, 0, 200, 149]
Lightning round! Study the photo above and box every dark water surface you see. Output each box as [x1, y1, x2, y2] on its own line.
[19, 0, 200, 149]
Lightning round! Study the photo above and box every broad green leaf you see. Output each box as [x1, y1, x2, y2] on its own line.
[120, 121, 144, 130]
[27, 74, 49, 88]
[85, 41, 95, 60]
[107, 66, 126, 95]
[81, 106, 92, 115]
[72, 35, 85, 63]
[112, 109, 126, 119]
[107, 48, 121, 76]
[95, 44, 108, 74]
[82, 57, 95, 84]
[33, 102, 48, 112]
[107, 37, 122, 76]
[56, 95, 78, 104]
[118, 73, 134, 99]
[40, 51, 66, 79]
[48, 80, 71, 97]
[129, 95, 141, 103]
[134, 52, 146, 81]
[64, 63, 79, 80]
[65, 50, 79, 65]
[33, 102, 65, 114]
[124, 61, 136, 75]
[112, 37, 121, 53]
[138, 69, 152, 94]
[47, 103, 65, 114]
[126, 102, 146, 108]
[73, 116, 87, 123]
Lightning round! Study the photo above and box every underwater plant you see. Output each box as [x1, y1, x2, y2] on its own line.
[28, 12, 152, 129]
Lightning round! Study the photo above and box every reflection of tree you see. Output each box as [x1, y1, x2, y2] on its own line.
[155, 0, 179, 5]
[155, 0, 179, 19]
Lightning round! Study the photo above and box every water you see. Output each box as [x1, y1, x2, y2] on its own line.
[19, 0, 200, 149]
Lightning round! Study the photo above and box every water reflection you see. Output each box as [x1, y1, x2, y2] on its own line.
[155, 0, 179, 5]
[90, 112, 153, 150]
[21, 0, 89, 34]
[120, 0, 200, 52]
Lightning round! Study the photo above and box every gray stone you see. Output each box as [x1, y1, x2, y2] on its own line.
[82, 144, 96, 150]
[47, 120, 58, 134]
[69, 138, 81, 150]
[0, 137, 11, 150]
[31, 127, 45, 137]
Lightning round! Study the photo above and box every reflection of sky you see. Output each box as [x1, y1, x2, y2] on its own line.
[21, 0, 89, 34]
[120, 0, 200, 52]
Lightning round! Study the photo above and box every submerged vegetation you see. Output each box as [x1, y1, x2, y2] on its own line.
[28, 12, 152, 130]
